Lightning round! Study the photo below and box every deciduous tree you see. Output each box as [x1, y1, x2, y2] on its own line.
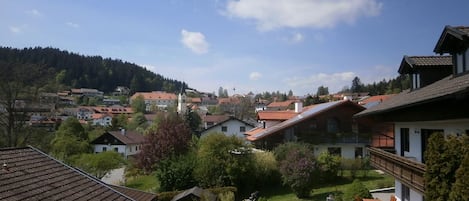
[135, 113, 192, 172]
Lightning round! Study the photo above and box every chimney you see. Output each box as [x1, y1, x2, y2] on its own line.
[294, 101, 303, 113]
[121, 128, 126, 135]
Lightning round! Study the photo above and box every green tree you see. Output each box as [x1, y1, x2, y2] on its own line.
[342, 179, 372, 201]
[425, 133, 464, 201]
[351, 76, 364, 93]
[127, 112, 147, 132]
[50, 118, 90, 161]
[131, 95, 146, 114]
[71, 151, 125, 178]
[184, 108, 202, 135]
[155, 152, 198, 191]
[449, 149, 469, 201]
[194, 133, 255, 192]
[317, 151, 341, 182]
[316, 85, 329, 96]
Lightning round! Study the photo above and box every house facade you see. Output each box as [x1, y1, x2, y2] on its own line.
[130, 91, 177, 112]
[200, 116, 255, 139]
[355, 25, 469, 201]
[91, 130, 145, 158]
[246, 100, 372, 159]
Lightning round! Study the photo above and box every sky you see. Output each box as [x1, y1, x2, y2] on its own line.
[1, 0, 469, 96]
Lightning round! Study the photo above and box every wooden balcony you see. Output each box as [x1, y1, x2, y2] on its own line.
[368, 147, 426, 194]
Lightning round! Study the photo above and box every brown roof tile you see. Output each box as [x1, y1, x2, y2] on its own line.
[203, 115, 230, 123]
[356, 73, 469, 117]
[267, 100, 295, 108]
[257, 111, 297, 120]
[399, 55, 452, 74]
[131, 92, 177, 101]
[107, 130, 145, 145]
[0, 146, 134, 201]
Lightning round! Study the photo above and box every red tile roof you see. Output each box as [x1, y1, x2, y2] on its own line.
[0, 146, 134, 200]
[358, 94, 395, 105]
[131, 91, 177, 101]
[257, 110, 297, 121]
[267, 100, 295, 108]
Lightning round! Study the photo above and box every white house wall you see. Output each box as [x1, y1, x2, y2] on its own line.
[395, 119, 469, 163]
[394, 180, 424, 201]
[93, 144, 141, 158]
[202, 120, 254, 139]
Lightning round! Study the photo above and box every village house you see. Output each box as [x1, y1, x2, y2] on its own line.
[91, 129, 145, 158]
[355, 25, 469, 201]
[246, 100, 372, 159]
[130, 91, 177, 112]
[200, 115, 255, 139]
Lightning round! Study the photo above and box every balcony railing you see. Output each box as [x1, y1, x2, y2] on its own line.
[368, 147, 426, 194]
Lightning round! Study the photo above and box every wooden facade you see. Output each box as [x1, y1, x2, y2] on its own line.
[368, 147, 426, 194]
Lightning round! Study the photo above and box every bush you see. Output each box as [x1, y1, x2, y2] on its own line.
[342, 179, 372, 201]
[317, 151, 341, 182]
[274, 143, 316, 198]
[252, 151, 281, 187]
[194, 133, 255, 193]
[155, 153, 197, 191]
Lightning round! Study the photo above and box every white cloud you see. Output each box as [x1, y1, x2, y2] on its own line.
[181, 29, 209, 54]
[249, 72, 262, 80]
[66, 22, 80, 28]
[284, 72, 356, 93]
[286, 32, 304, 43]
[9, 25, 28, 34]
[26, 9, 43, 17]
[225, 0, 382, 31]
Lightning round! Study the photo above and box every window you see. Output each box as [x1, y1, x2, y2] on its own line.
[327, 118, 339, 133]
[328, 147, 341, 157]
[455, 49, 469, 74]
[221, 126, 227, 132]
[240, 126, 246, 132]
[355, 147, 363, 158]
[114, 147, 118, 152]
[402, 184, 410, 201]
[102, 147, 107, 152]
[401, 128, 410, 156]
[412, 73, 420, 89]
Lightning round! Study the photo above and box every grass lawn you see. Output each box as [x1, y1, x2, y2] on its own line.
[259, 170, 394, 201]
[124, 173, 159, 193]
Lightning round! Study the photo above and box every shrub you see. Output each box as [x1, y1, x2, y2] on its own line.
[317, 151, 341, 182]
[194, 133, 255, 193]
[155, 153, 197, 191]
[342, 179, 372, 201]
[252, 151, 281, 187]
[275, 143, 316, 198]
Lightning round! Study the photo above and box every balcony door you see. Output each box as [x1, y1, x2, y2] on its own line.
[421, 129, 443, 163]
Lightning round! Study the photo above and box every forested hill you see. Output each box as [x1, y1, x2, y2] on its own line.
[0, 46, 187, 94]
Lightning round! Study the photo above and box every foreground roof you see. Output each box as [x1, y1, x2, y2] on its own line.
[110, 185, 157, 201]
[0, 146, 134, 201]
[356, 73, 469, 117]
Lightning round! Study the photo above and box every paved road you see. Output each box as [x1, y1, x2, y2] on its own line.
[101, 167, 125, 185]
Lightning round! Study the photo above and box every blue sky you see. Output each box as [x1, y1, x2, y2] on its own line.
[1, 0, 469, 96]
